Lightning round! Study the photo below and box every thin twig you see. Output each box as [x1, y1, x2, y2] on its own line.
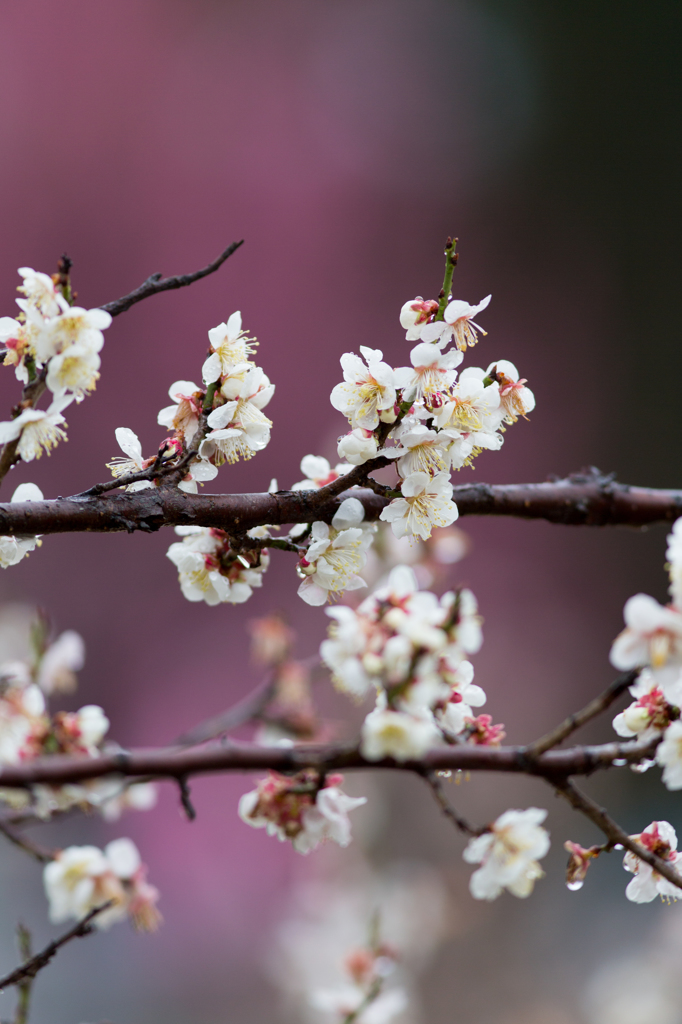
[0, 819, 55, 864]
[0, 904, 112, 991]
[14, 925, 31, 1024]
[526, 670, 639, 757]
[176, 677, 278, 746]
[553, 778, 682, 894]
[423, 771, 486, 837]
[101, 241, 244, 317]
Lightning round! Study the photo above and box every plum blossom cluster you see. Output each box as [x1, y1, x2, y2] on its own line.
[320, 565, 502, 762]
[0, 266, 111, 461]
[327, 283, 534, 546]
[167, 524, 270, 605]
[238, 769, 366, 854]
[610, 517, 682, 788]
[0, 614, 155, 821]
[308, 929, 404, 1024]
[44, 837, 160, 932]
[109, 310, 273, 499]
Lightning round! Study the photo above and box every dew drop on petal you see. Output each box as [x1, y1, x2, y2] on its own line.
[614, 844, 624, 851]
[566, 880, 584, 891]
[612, 758, 628, 766]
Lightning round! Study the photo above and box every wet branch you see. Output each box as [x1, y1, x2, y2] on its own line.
[553, 778, 682, 894]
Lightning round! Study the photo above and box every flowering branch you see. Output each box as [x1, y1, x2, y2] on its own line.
[0, 472, 680, 538]
[100, 241, 244, 317]
[0, 733, 659, 789]
[0, 903, 112, 992]
[553, 779, 682, 893]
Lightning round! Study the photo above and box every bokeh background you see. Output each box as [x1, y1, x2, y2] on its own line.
[0, 2, 680, 1022]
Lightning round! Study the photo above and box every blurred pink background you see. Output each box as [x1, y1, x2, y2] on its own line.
[0, 2, 679, 1022]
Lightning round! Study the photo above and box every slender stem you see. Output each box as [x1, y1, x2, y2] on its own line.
[435, 237, 458, 320]
[14, 926, 32, 1024]
[423, 771, 486, 837]
[0, 818, 55, 863]
[101, 242, 244, 317]
[526, 670, 639, 757]
[0, 904, 112, 991]
[553, 778, 682, 894]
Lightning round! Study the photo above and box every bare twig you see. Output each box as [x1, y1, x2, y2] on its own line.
[176, 677, 278, 746]
[0, 904, 112, 991]
[0, 819, 55, 864]
[0, 472, 681, 538]
[101, 241, 244, 317]
[423, 771, 486, 837]
[526, 670, 639, 757]
[553, 778, 682, 894]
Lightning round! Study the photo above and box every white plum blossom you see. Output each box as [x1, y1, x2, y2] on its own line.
[434, 374, 504, 464]
[463, 808, 550, 900]
[72, 704, 110, 754]
[157, 380, 203, 444]
[330, 347, 397, 430]
[393, 342, 462, 407]
[361, 706, 441, 761]
[176, 458, 219, 494]
[292, 455, 350, 490]
[106, 428, 154, 490]
[37, 630, 85, 694]
[297, 499, 373, 606]
[200, 366, 274, 465]
[667, 517, 682, 611]
[656, 721, 682, 790]
[380, 471, 458, 540]
[622, 821, 682, 903]
[0, 394, 73, 462]
[321, 605, 374, 699]
[0, 482, 44, 568]
[399, 296, 438, 341]
[45, 343, 101, 401]
[421, 295, 491, 351]
[202, 312, 256, 384]
[610, 594, 682, 673]
[393, 424, 451, 479]
[486, 360, 535, 424]
[337, 428, 378, 466]
[33, 305, 110, 367]
[16, 267, 64, 319]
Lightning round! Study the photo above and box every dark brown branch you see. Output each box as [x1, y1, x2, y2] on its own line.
[423, 771, 486, 837]
[526, 670, 639, 757]
[554, 778, 682, 894]
[100, 241, 244, 317]
[0, 904, 112, 991]
[0, 472, 681, 537]
[0, 733, 659, 790]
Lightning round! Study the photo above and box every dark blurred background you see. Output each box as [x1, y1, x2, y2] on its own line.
[0, 2, 680, 1022]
